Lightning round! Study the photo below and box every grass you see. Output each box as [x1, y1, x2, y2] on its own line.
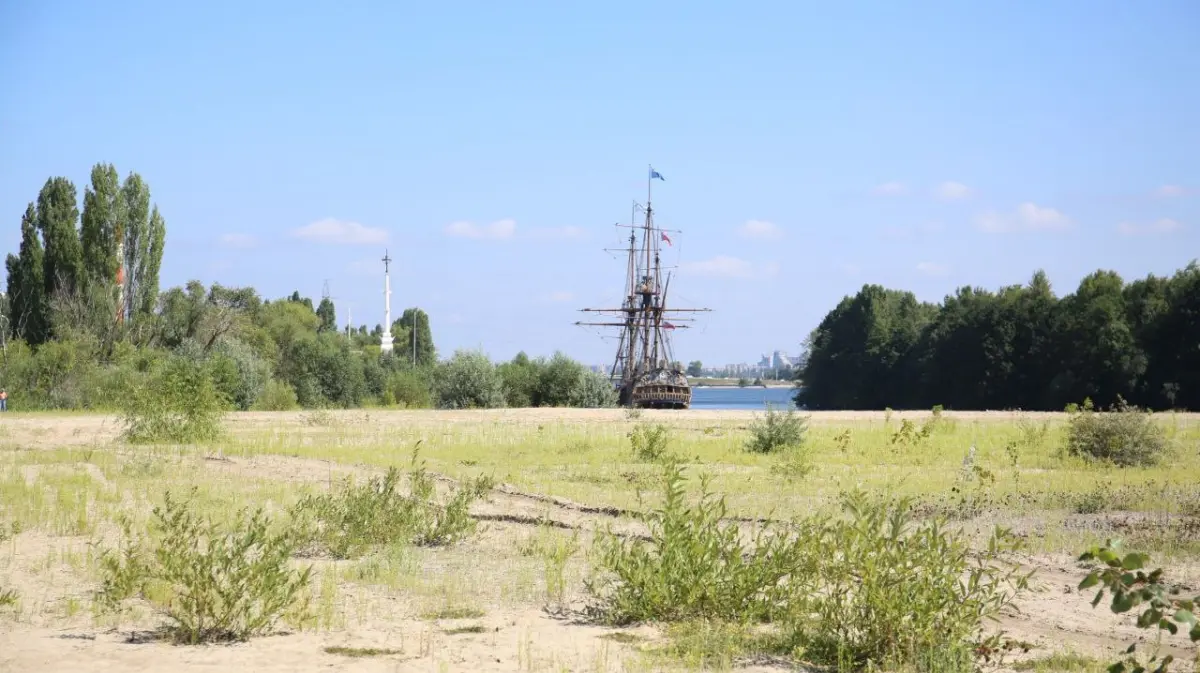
[1, 407, 1199, 671]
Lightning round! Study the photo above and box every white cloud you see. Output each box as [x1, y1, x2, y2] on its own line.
[680, 255, 756, 278]
[737, 220, 783, 240]
[444, 218, 517, 240]
[934, 181, 973, 201]
[916, 261, 951, 277]
[292, 218, 388, 245]
[1154, 185, 1187, 198]
[1117, 218, 1183, 236]
[872, 181, 907, 196]
[975, 202, 1072, 233]
[529, 225, 586, 240]
[219, 233, 257, 248]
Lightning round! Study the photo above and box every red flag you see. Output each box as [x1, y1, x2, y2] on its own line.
[661, 232, 672, 246]
[663, 322, 676, 330]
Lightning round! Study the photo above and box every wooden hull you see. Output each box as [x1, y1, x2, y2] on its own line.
[620, 382, 692, 410]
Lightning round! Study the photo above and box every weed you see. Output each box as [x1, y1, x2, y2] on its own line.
[444, 625, 488, 635]
[1065, 397, 1169, 467]
[785, 490, 1033, 670]
[1077, 539, 1199, 673]
[586, 461, 818, 625]
[744, 404, 809, 455]
[890, 418, 933, 451]
[833, 429, 852, 453]
[420, 606, 485, 620]
[628, 423, 672, 462]
[96, 490, 312, 644]
[769, 444, 816, 482]
[120, 356, 227, 444]
[0, 587, 18, 608]
[291, 449, 488, 559]
[624, 407, 644, 421]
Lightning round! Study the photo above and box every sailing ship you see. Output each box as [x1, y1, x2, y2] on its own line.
[576, 166, 711, 409]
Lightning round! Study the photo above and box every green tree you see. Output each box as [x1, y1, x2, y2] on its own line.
[686, 360, 703, 377]
[122, 173, 164, 323]
[315, 297, 337, 333]
[5, 204, 47, 343]
[395, 307, 435, 367]
[36, 177, 84, 312]
[80, 162, 125, 295]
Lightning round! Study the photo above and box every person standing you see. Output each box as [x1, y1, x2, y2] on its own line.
[0, 389, 7, 412]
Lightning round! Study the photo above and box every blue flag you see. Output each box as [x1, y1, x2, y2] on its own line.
[649, 167, 665, 181]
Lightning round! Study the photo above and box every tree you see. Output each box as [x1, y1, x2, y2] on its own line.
[396, 307, 435, 367]
[686, 360, 703, 377]
[122, 172, 163, 323]
[80, 163, 125, 295]
[316, 297, 337, 333]
[36, 177, 84, 313]
[5, 204, 47, 343]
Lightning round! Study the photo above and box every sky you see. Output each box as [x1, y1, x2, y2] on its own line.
[1, 1, 1197, 368]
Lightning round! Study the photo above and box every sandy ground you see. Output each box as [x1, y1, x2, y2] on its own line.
[1, 410, 1198, 672]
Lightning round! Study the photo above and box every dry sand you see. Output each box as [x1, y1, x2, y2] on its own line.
[2, 409, 1198, 672]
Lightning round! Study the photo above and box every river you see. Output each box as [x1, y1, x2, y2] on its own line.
[689, 385, 799, 410]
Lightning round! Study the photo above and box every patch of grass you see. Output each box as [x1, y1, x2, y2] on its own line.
[443, 624, 488, 635]
[0, 587, 18, 608]
[323, 645, 404, 657]
[290, 448, 490, 559]
[420, 606, 485, 621]
[1012, 652, 1105, 673]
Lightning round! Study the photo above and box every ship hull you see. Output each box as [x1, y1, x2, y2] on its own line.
[618, 380, 692, 410]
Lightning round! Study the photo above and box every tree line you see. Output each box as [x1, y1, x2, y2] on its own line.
[795, 263, 1200, 411]
[0, 164, 616, 412]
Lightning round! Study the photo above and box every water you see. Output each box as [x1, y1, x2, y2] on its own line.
[689, 385, 798, 410]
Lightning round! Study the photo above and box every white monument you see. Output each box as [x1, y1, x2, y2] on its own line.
[379, 250, 394, 353]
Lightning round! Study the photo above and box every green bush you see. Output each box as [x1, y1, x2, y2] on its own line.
[385, 368, 433, 409]
[435, 350, 506, 409]
[629, 423, 672, 462]
[745, 403, 808, 454]
[119, 355, 228, 443]
[254, 378, 299, 411]
[1065, 397, 1168, 467]
[787, 491, 1031, 668]
[289, 449, 491, 559]
[586, 462, 817, 625]
[586, 466, 1033, 672]
[96, 491, 312, 644]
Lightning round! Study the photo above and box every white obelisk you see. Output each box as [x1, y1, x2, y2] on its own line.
[380, 250, 394, 353]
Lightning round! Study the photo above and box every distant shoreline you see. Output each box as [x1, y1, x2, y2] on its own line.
[690, 378, 797, 389]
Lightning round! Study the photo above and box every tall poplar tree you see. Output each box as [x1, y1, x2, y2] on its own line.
[4, 204, 47, 343]
[80, 163, 125, 294]
[36, 177, 83, 308]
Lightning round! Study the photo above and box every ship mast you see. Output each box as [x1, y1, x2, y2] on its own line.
[576, 166, 711, 396]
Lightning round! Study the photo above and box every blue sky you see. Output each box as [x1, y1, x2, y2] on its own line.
[2, 1, 1197, 368]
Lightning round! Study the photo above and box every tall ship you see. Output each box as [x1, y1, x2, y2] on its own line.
[576, 166, 711, 409]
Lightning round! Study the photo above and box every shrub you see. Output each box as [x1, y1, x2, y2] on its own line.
[745, 403, 808, 454]
[586, 461, 818, 625]
[290, 449, 491, 559]
[435, 350, 506, 409]
[119, 355, 228, 444]
[629, 423, 672, 462]
[96, 491, 312, 644]
[568, 369, 619, 408]
[386, 369, 433, 409]
[1065, 397, 1168, 467]
[254, 378, 299, 411]
[787, 491, 1032, 668]
[586, 466, 1033, 672]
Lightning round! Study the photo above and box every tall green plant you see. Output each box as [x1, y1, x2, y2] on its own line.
[97, 491, 312, 644]
[120, 355, 228, 443]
